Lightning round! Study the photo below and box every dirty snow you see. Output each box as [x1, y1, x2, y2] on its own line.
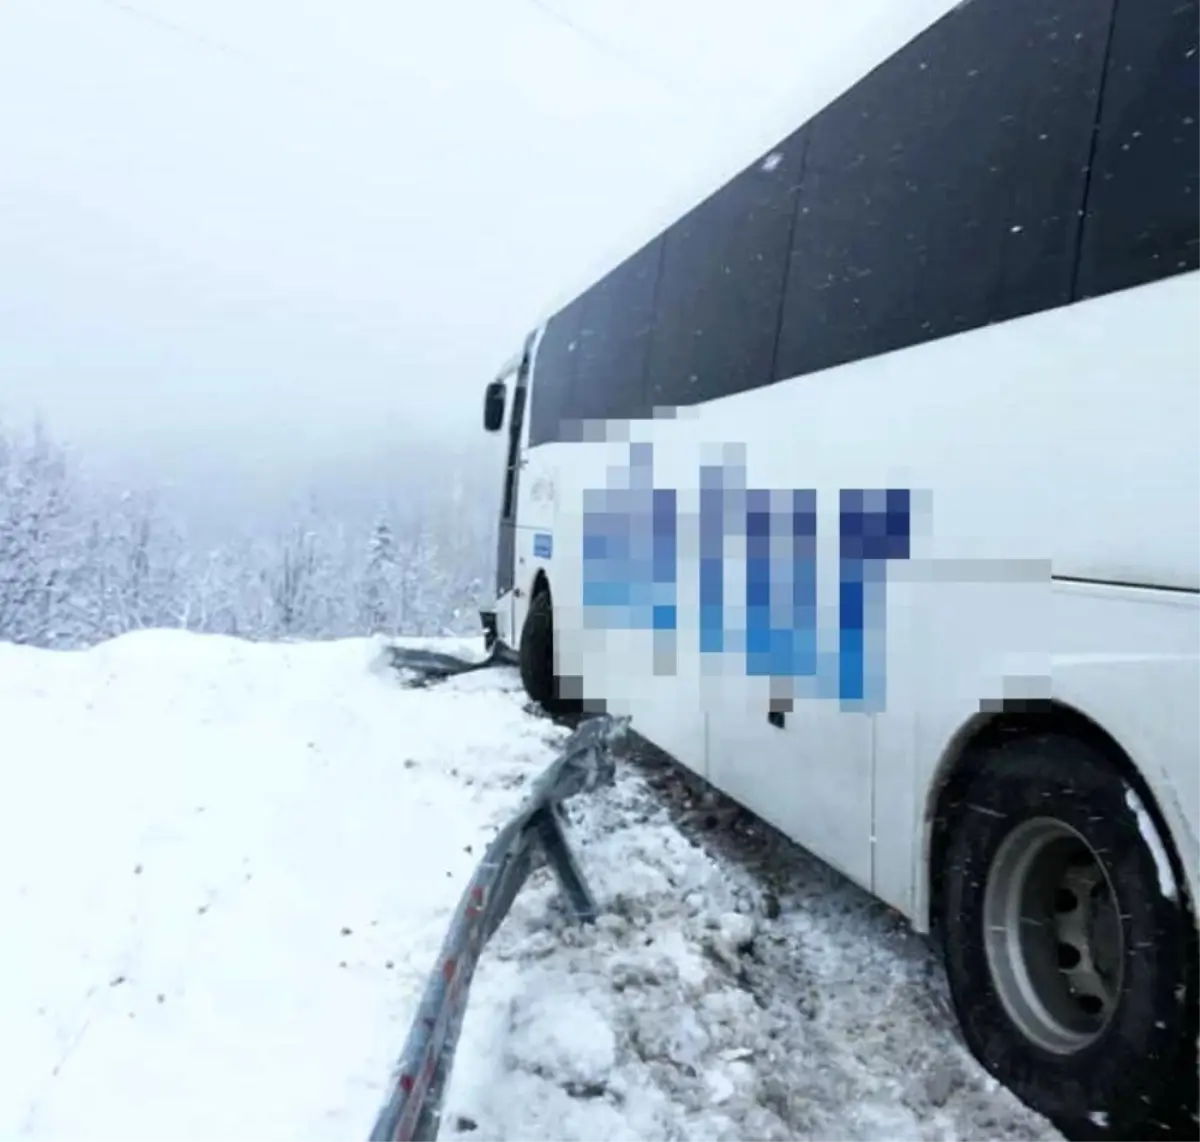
[0, 631, 1059, 1140]
[443, 750, 1059, 1142]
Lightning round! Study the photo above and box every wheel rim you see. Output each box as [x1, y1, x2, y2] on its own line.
[983, 817, 1124, 1055]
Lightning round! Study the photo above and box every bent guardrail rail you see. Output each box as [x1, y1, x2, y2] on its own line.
[386, 642, 518, 689]
[368, 713, 629, 1142]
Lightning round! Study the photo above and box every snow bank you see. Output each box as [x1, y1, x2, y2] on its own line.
[0, 631, 566, 1140]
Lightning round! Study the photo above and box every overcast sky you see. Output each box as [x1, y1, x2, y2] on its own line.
[0, 0, 938, 496]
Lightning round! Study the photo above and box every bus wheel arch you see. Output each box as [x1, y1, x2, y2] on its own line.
[926, 702, 1198, 1137]
[925, 700, 1192, 930]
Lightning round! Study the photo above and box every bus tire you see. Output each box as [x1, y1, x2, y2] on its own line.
[939, 733, 1197, 1140]
[519, 587, 572, 714]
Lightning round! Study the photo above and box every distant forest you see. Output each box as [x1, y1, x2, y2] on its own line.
[0, 420, 499, 648]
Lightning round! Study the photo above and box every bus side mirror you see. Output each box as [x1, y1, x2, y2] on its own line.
[483, 380, 506, 432]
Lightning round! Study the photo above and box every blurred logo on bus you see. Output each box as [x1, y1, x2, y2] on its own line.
[581, 443, 913, 710]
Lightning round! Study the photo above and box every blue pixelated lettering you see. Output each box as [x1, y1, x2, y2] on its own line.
[581, 445, 914, 706]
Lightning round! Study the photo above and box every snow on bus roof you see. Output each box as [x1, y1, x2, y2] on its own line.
[524, 0, 960, 341]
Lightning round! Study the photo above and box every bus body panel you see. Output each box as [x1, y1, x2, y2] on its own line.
[547, 420, 710, 776]
[487, 6, 1199, 1025]
[484, 0, 1198, 1122]
[537, 270, 1198, 916]
[895, 580, 1200, 931]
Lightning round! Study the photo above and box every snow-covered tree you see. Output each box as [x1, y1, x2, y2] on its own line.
[0, 417, 502, 650]
[360, 516, 398, 634]
[0, 421, 75, 646]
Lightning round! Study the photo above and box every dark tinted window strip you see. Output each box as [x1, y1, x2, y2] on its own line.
[643, 129, 804, 410]
[527, 0, 1198, 446]
[772, 0, 1111, 385]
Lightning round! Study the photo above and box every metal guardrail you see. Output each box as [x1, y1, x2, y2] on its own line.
[367, 694, 629, 1142]
[385, 641, 517, 688]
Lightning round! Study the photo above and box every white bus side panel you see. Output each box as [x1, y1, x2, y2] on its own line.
[787, 276, 1193, 912]
[542, 271, 1198, 909]
[550, 421, 709, 774]
[894, 580, 1200, 927]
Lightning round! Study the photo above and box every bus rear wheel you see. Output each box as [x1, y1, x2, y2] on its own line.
[939, 733, 1197, 1140]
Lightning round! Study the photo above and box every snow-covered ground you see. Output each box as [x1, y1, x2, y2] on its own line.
[0, 631, 1058, 1141]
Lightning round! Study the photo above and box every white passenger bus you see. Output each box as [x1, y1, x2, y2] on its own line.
[480, 0, 1199, 1134]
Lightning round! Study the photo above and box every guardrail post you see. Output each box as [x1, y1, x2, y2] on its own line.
[532, 803, 599, 922]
